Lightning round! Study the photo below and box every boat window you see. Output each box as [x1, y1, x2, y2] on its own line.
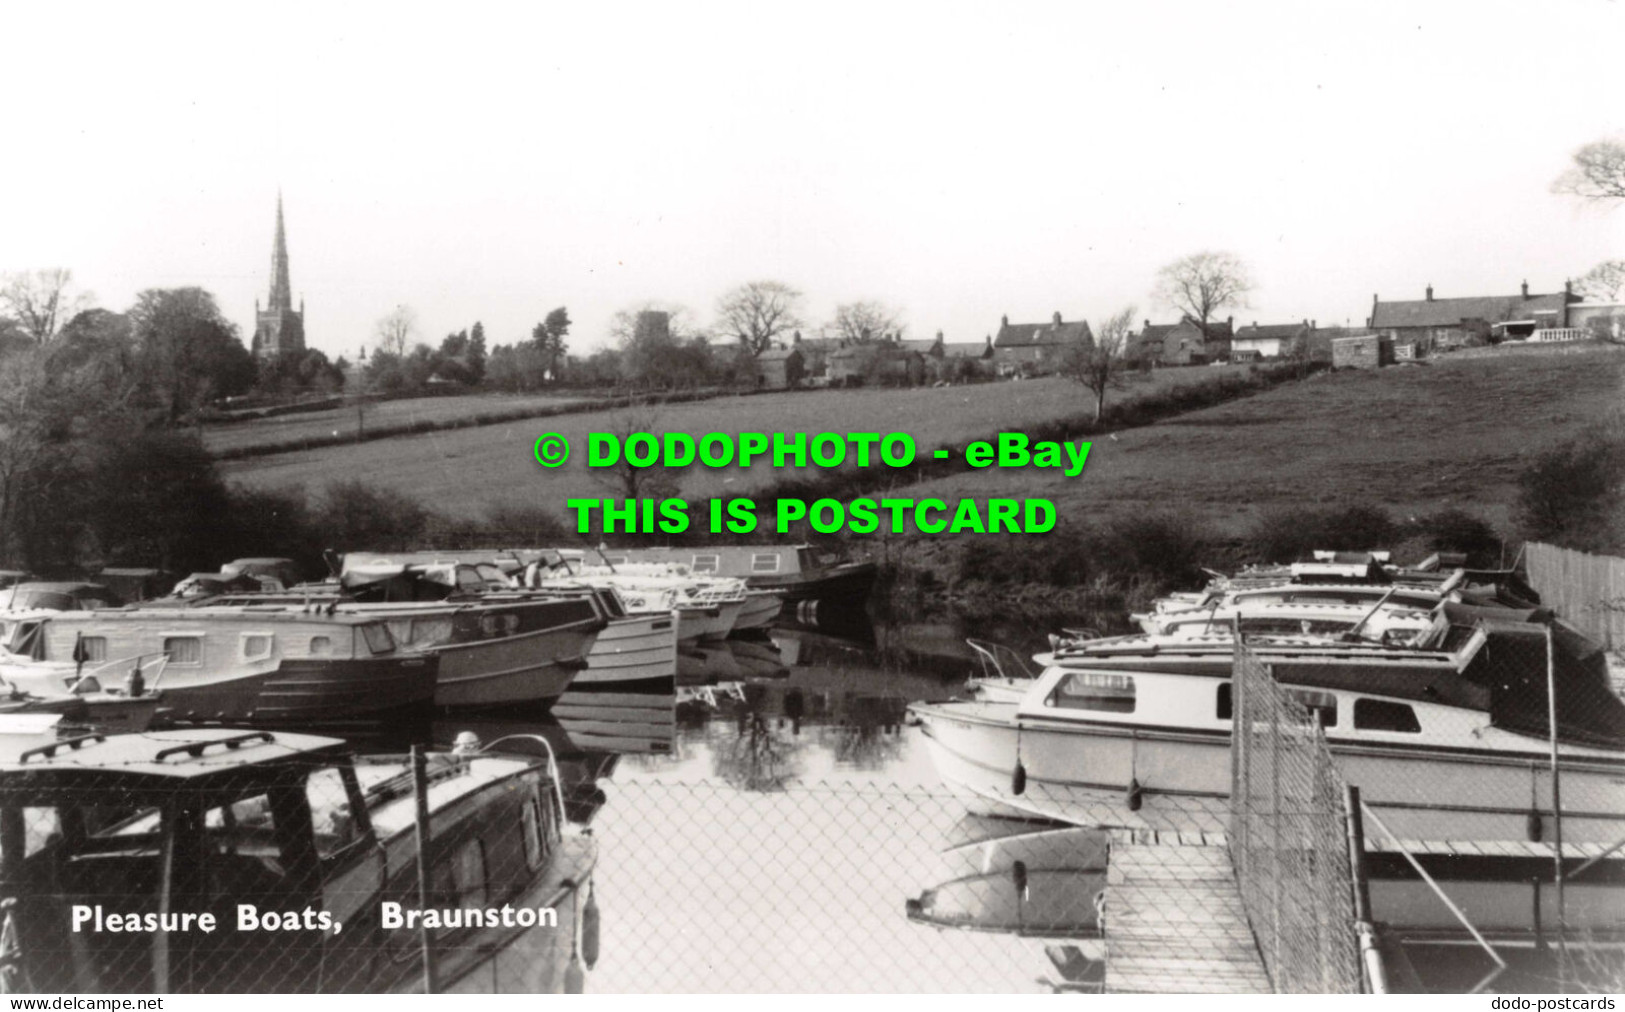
[1287, 689, 1338, 728]
[1216, 682, 1232, 720]
[408, 617, 454, 646]
[310, 635, 332, 656]
[9, 621, 44, 661]
[429, 838, 488, 937]
[521, 798, 542, 871]
[456, 567, 484, 593]
[360, 623, 396, 654]
[1353, 698, 1421, 734]
[751, 553, 781, 573]
[1047, 671, 1136, 713]
[163, 636, 202, 664]
[76, 636, 108, 662]
[241, 633, 273, 662]
[691, 554, 720, 574]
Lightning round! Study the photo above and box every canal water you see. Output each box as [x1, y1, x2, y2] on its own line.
[421, 607, 1617, 993]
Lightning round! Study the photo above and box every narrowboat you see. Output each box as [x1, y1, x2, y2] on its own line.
[0, 608, 438, 727]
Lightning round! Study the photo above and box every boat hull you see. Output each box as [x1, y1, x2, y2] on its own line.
[157, 655, 439, 725]
[748, 561, 877, 603]
[575, 612, 679, 693]
[428, 621, 597, 708]
[731, 590, 783, 632]
[911, 701, 1625, 844]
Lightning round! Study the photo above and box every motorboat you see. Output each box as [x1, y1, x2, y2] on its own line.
[912, 609, 1625, 844]
[0, 725, 598, 993]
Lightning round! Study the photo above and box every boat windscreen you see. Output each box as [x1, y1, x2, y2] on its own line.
[1463, 622, 1625, 749]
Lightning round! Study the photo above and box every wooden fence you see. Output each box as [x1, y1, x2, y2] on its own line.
[1523, 542, 1625, 652]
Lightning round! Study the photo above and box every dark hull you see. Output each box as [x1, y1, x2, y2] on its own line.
[747, 561, 877, 604]
[155, 654, 439, 726]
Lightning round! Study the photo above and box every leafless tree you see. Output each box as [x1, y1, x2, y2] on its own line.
[829, 300, 905, 343]
[591, 405, 681, 501]
[0, 269, 92, 344]
[1153, 251, 1254, 343]
[715, 280, 804, 354]
[1060, 306, 1135, 422]
[1553, 137, 1625, 203]
[373, 305, 418, 357]
[1576, 260, 1625, 302]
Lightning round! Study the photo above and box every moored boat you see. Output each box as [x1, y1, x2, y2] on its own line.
[0, 725, 598, 993]
[0, 608, 438, 727]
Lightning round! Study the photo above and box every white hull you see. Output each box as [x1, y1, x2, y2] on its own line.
[578, 611, 678, 688]
[731, 591, 783, 631]
[912, 702, 1625, 844]
[675, 604, 733, 644]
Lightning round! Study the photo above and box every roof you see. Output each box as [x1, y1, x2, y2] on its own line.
[0, 728, 346, 784]
[1372, 291, 1572, 330]
[1234, 322, 1311, 342]
[897, 337, 941, 354]
[995, 319, 1094, 348]
[756, 346, 803, 362]
[10, 582, 108, 594]
[942, 341, 992, 358]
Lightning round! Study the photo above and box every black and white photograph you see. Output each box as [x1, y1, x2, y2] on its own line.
[0, 0, 1622, 996]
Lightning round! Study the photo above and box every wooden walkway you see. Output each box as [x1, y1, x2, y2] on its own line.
[1102, 841, 1272, 994]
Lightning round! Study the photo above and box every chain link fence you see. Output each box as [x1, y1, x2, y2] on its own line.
[1229, 637, 1363, 993]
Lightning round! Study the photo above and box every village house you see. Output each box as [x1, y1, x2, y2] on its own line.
[827, 335, 926, 386]
[1368, 281, 1580, 352]
[1231, 320, 1315, 361]
[938, 334, 995, 380]
[1132, 316, 1233, 366]
[992, 312, 1093, 376]
[754, 345, 806, 389]
[788, 330, 843, 383]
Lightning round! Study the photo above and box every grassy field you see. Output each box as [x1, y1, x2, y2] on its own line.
[218, 366, 1256, 516]
[899, 342, 1625, 537]
[201, 391, 595, 454]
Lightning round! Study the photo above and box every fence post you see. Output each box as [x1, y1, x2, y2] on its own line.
[1269, 661, 1281, 985]
[412, 746, 439, 995]
[1545, 626, 1568, 977]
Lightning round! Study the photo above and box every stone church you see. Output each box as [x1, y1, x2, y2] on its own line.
[250, 195, 306, 358]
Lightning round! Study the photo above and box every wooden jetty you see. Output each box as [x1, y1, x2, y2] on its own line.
[1102, 833, 1273, 994]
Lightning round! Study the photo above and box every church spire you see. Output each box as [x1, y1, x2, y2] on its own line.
[268, 191, 292, 311]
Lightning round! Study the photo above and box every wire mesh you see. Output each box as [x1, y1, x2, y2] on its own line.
[1230, 638, 1363, 993]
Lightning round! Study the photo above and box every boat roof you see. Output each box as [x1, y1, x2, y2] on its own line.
[0, 728, 347, 795]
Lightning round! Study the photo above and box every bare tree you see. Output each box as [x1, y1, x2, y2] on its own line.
[0, 269, 92, 344]
[1553, 137, 1625, 203]
[373, 305, 418, 357]
[1576, 260, 1625, 302]
[1153, 251, 1254, 345]
[1060, 306, 1136, 422]
[715, 280, 804, 354]
[591, 405, 681, 501]
[829, 300, 905, 343]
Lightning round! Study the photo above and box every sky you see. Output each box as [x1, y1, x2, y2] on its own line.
[2, 1, 1621, 360]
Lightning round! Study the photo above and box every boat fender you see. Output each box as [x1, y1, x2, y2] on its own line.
[1526, 811, 1543, 843]
[1011, 860, 1028, 897]
[582, 883, 600, 970]
[1126, 778, 1143, 812]
[565, 952, 585, 994]
[1010, 760, 1027, 796]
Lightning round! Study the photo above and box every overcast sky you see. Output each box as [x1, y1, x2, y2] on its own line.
[3, 1, 1621, 359]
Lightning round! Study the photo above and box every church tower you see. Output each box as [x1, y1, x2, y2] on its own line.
[251, 194, 307, 359]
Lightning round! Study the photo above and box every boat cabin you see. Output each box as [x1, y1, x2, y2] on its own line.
[0, 728, 590, 993]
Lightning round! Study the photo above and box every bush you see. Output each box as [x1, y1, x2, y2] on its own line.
[1246, 504, 1399, 563]
[1409, 508, 1503, 568]
[1517, 415, 1625, 554]
[313, 480, 431, 552]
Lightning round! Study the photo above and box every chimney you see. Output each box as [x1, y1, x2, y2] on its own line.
[1521, 280, 1529, 299]
[1565, 279, 1573, 298]
[1426, 285, 1434, 302]
[1226, 315, 1233, 330]
[936, 329, 943, 341]
[1052, 311, 1063, 326]
[1144, 319, 1151, 331]
[1000, 314, 1008, 329]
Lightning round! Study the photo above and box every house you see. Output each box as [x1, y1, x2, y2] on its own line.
[1368, 281, 1580, 352]
[829, 337, 926, 386]
[1569, 302, 1625, 343]
[1131, 316, 1234, 365]
[937, 334, 996, 381]
[788, 331, 843, 381]
[992, 312, 1093, 375]
[755, 345, 806, 389]
[1232, 320, 1315, 360]
[1332, 334, 1393, 370]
